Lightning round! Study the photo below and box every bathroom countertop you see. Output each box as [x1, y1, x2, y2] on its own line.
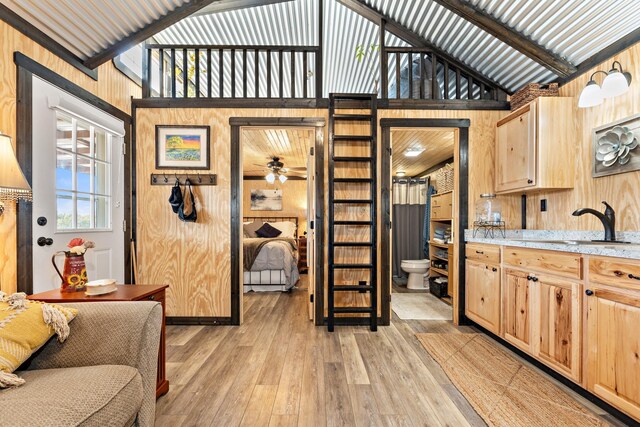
[464, 229, 640, 260]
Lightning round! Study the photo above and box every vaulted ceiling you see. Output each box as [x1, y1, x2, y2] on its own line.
[1, 0, 639, 93]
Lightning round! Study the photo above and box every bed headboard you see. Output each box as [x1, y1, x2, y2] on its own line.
[243, 216, 299, 237]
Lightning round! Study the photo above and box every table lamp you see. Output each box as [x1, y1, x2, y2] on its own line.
[0, 133, 32, 215]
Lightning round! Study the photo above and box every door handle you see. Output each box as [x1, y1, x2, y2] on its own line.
[585, 289, 594, 296]
[37, 237, 53, 247]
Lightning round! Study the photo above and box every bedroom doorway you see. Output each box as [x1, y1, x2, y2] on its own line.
[230, 118, 325, 326]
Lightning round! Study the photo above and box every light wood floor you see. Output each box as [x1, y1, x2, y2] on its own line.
[156, 276, 621, 427]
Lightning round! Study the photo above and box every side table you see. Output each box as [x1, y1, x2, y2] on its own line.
[28, 284, 169, 398]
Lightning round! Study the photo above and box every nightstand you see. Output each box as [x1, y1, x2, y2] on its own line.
[298, 236, 308, 274]
[28, 284, 169, 398]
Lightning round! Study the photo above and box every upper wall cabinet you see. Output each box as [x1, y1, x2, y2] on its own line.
[495, 97, 575, 194]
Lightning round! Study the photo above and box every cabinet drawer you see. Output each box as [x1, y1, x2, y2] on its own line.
[431, 192, 452, 219]
[503, 247, 582, 279]
[589, 256, 640, 290]
[466, 243, 500, 264]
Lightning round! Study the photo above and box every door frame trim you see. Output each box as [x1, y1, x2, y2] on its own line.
[15, 53, 132, 294]
[380, 118, 470, 325]
[229, 117, 325, 326]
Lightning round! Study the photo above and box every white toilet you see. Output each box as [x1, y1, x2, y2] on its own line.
[401, 259, 430, 290]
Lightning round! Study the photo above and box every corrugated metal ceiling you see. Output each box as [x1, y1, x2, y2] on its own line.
[0, 0, 190, 60]
[152, 0, 640, 93]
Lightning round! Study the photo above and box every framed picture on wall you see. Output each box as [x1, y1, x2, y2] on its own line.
[592, 113, 640, 178]
[250, 189, 283, 211]
[156, 125, 210, 170]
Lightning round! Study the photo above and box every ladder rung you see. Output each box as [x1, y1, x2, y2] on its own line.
[333, 156, 372, 162]
[331, 93, 375, 100]
[332, 135, 372, 141]
[333, 199, 372, 204]
[333, 178, 372, 183]
[334, 220, 372, 225]
[333, 285, 373, 292]
[333, 242, 373, 247]
[332, 263, 373, 269]
[334, 307, 373, 314]
[333, 114, 372, 121]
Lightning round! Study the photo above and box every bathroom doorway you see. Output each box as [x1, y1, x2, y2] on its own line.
[380, 119, 470, 326]
[390, 128, 455, 321]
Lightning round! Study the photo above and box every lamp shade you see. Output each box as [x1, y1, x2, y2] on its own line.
[578, 80, 604, 108]
[0, 133, 32, 202]
[265, 172, 276, 184]
[279, 174, 287, 183]
[601, 69, 631, 98]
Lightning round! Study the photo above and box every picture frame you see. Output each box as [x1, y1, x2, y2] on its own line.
[250, 189, 283, 211]
[592, 113, 640, 178]
[155, 125, 210, 170]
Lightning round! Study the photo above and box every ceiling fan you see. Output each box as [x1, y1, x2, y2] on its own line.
[250, 156, 307, 183]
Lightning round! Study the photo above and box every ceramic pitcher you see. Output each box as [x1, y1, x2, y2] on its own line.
[52, 251, 88, 292]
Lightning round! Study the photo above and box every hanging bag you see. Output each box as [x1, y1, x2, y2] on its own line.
[178, 178, 197, 223]
[168, 178, 183, 213]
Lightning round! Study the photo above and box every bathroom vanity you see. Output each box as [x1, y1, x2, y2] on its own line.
[464, 233, 640, 420]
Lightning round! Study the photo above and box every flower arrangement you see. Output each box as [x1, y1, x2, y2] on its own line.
[67, 238, 95, 255]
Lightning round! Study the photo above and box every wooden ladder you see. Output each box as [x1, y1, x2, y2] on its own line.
[327, 93, 378, 332]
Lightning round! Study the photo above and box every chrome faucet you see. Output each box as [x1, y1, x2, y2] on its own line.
[572, 201, 616, 242]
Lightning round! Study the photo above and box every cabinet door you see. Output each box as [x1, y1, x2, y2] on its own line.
[586, 285, 640, 420]
[503, 268, 532, 352]
[496, 105, 537, 192]
[465, 260, 500, 334]
[533, 276, 582, 382]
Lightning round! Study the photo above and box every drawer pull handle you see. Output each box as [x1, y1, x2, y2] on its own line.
[527, 179, 533, 184]
[492, 267, 497, 272]
[585, 289, 594, 296]
[527, 275, 533, 281]
[475, 250, 484, 254]
[629, 273, 640, 281]
[148, 295, 155, 300]
[532, 277, 538, 282]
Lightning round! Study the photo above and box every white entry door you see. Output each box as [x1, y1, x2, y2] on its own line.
[31, 77, 125, 294]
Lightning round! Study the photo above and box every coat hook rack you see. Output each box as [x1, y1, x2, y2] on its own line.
[150, 173, 217, 186]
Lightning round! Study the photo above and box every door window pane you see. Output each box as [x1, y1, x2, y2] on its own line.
[55, 111, 114, 231]
[56, 191, 74, 230]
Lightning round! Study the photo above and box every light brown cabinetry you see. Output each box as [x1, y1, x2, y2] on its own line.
[502, 248, 583, 382]
[495, 97, 575, 194]
[585, 257, 640, 420]
[466, 260, 501, 334]
[502, 268, 533, 352]
[532, 274, 582, 382]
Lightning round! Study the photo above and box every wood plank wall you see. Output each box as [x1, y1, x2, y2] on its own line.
[134, 107, 519, 318]
[243, 179, 308, 236]
[526, 43, 640, 231]
[0, 21, 140, 294]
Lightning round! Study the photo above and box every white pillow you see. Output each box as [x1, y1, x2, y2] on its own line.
[268, 221, 297, 239]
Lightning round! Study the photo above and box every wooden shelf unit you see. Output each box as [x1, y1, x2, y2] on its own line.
[429, 191, 455, 298]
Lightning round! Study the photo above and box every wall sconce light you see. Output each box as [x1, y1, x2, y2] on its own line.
[0, 133, 32, 215]
[578, 61, 632, 108]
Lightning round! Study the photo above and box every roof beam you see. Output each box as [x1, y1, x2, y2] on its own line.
[191, 0, 293, 17]
[84, 0, 257, 70]
[336, 0, 511, 95]
[432, 0, 577, 77]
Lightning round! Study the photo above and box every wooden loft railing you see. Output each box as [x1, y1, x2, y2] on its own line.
[382, 47, 501, 102]
[142, 44, 322, 99]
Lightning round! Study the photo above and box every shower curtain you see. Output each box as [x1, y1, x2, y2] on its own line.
[392, 178, 427, 277]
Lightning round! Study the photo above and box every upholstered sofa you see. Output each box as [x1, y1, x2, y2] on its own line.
[0, 301, 162, 427]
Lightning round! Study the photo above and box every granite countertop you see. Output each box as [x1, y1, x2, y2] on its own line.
[464, 229, 640, 260]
